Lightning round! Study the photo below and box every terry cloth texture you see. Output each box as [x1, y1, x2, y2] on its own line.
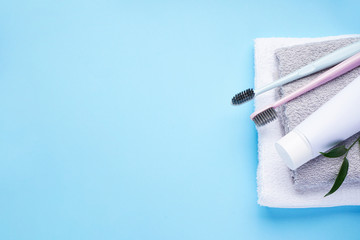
[275, 38, 360, 192]
[255, 34, 360, 208]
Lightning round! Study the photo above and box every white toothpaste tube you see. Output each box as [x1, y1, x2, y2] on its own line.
[275, 75, 360, 170]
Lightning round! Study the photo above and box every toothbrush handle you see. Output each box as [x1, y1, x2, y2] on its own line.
[255, 40, 360, 95]
[273, 52, 360, 108]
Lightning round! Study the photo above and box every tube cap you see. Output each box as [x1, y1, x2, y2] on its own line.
[275, 131, 313, 170]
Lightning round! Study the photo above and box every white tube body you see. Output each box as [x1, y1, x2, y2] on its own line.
[275, 75, 360, 170]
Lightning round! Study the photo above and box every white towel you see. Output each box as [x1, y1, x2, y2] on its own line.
[255, 34, 360, 208]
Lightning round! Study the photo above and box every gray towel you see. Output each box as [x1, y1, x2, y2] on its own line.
[275, 37, 360, 192]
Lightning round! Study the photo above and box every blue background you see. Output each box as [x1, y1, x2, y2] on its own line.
[1, 0, 359, 239]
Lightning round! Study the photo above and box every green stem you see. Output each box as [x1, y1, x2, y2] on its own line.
[345, 136, 360, 158]
[324, 135, 360, 197]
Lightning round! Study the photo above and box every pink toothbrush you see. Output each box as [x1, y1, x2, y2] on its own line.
[251, 51, 360, 127]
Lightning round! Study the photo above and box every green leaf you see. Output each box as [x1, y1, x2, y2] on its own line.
[324, 157, 349, 197]
[320, 145, 347, 158]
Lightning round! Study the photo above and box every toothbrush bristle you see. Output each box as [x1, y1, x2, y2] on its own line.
[252, 108, 277, 127]
[232, 88, 255, 105]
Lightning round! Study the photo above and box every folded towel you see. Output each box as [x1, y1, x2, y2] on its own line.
[275, 38, 360, 192]
[255, 34, 360, 208]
